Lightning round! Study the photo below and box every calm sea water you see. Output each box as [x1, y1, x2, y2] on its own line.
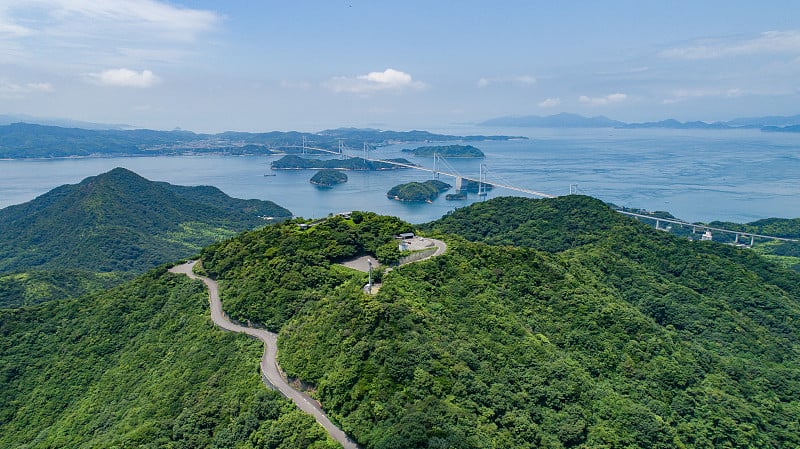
[1, 128, 798, 224]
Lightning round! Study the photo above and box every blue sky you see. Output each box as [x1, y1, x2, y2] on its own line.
[1, 0, 799, 132]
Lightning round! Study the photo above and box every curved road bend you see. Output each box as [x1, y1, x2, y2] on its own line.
[169, 261, 360, 449]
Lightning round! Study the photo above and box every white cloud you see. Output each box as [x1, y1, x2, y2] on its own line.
[88, 68, 160, 88]
[0, 80, 54, 97]
[661, 30, 800, 60]
[538, 97, 561, 108]
[324, 68, 426, 94]
[579, 93, 627, 105]
[477, 75, 536, 88]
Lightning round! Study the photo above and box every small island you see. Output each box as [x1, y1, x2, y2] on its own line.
[272, 155, 415, 170]
[445, 192, 467, 200]
[402, 144, 485, 158]
[387, 180, 451, 202]
[310, 169, 348, 187]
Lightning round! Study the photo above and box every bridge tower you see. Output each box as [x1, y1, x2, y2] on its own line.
[478, 164, 488, 197]
[433, 153, 439, 179]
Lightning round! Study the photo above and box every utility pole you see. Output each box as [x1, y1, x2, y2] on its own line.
[367, 259, 372, 294]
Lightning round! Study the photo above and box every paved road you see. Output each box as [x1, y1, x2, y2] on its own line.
[169, 262, 360, 449]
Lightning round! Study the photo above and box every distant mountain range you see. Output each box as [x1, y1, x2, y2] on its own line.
[479, 112, 800, 131]
[0, 113, 130, 130]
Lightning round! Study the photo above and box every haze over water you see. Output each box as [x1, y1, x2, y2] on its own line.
[1, 127, 798, 224]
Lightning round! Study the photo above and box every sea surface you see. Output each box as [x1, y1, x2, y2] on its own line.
[1, 127, 799, 224]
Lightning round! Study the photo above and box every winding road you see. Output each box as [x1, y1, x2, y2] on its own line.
[169, 261, 360, 449]
[168, 238, 445, 449]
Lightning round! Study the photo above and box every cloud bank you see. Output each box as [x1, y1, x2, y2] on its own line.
[88, 68, 160, 88]
[579, 93, 627, 105]
[477, 75, 536, 88]
[0, 80, 54, 97]
[0, 0, 220, 68]
[661, 30, 800, 60]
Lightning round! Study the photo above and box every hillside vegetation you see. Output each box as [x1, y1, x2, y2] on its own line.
[0, 267, 339, 448]
[200, 196, 800, 448]
[706, 217, 800, 271]
[311, 169, 348, 187]
[0, 167, 291, 307]
[402, 145, 485, 158]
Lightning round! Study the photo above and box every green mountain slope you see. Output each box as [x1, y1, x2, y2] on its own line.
[200, 197, 800, 448]
[0, 167, 291, 307]
[0, 267, 339, 448]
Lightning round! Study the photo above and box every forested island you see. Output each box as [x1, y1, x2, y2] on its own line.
[386, 180, 451, 202]
[402, 144, 485, 158]
[271, 155, 414, 171]
[310, 169, 348, 187]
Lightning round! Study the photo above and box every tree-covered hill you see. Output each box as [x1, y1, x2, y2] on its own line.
[387, 180, 451, 202]
[311, 169, 348, 187]
[422, 195, 630, 252]
[401, 144, 485, 158]
[0, 167, 291, 307]
[704, 217, 800, 271]
[0, 266, 339, 448]
[199, 197, 800, 448]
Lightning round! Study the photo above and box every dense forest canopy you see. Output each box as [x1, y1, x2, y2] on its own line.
[310, 169, 349, 187]
[402, 144, 485, 158]
[198, 196, 800, 448]
[0, 267, 340, 448]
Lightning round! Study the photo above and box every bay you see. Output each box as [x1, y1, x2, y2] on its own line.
[1, 127, 798, 224]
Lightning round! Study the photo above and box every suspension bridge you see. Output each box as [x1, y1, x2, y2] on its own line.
[270, 140, 797, 245]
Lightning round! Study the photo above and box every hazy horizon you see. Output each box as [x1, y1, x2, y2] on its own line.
[2, 1, 800, 133]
